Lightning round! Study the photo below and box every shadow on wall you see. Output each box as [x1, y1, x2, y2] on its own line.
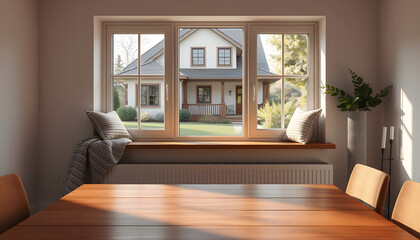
[384, 87, 418, 218]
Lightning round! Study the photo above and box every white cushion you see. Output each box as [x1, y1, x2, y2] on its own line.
[284, 108, 322, 144]
[86, 111, 132, 140]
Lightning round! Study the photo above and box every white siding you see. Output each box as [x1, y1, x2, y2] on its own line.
[257, 82, 264, 105]
[179, 29, 237, 69]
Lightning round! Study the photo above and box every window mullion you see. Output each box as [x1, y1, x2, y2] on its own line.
[281, 34, 285, 129]
[137, 33, 141, 129]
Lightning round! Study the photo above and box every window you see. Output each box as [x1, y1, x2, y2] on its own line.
[105, 22, 316, 140]
[141, 85, 160, 106]
[191, 47, 205, 66]
[197, 86, 211, 103]
[248, 25, 315, 139]
[107, 26, 172, 137]
[218, 47, 232, 66]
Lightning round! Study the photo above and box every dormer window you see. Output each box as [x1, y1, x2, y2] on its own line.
[218, 47, 232, 66]
[191, 47, 205, 66]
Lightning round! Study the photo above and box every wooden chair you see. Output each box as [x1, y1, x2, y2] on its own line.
[392, 180, 420, 238]
[346, 164, 390, 214]
[0, 174, 30, 234]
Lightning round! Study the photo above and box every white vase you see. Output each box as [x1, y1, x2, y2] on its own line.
[347, 111, 367, 177]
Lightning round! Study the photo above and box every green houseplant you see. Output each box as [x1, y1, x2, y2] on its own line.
[323, 69, 392, 111]
[323, 69, 392, 176]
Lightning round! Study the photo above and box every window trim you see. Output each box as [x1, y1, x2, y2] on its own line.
[217, 47, 232, 67]
[196, 85, 212, 104]
[104, 22, 319, 141]
[141, 84, 161, 108]
[190, 47, 206, 67]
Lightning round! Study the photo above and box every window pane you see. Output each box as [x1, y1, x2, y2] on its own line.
[140, 34, 165, 75]
[192, 48, 205, 66]
[179, 28, 243, 136]
[284, 77, 308, 128]
[113, 77, 138, 129]
[257, 79, 282, 129]
[258, 34, 282, 75]
[141, 86, 147, 105]
[218, 48, 231, 66]
[284, 34, 308, 75]
[113, 34, 138, 75]
[140, 78, 164, 130]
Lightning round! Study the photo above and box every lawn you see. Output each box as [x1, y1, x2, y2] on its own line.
[123, 121, 242, 136]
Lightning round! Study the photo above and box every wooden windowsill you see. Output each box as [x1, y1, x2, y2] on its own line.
[126, 141, 336, 149]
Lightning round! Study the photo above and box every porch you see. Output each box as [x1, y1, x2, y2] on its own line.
[187, 104, 242, 121]
[180, 79, 272, 120]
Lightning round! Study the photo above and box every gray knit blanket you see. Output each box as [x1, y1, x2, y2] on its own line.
[63, 137, 131, 195]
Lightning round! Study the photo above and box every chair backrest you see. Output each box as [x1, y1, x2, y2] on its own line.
[346, 164, 390, 214]
[392, 180, 420, 238]
[0, 174, 30, 234]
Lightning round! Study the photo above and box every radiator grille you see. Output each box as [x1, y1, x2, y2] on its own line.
[100, 163, 333, 184]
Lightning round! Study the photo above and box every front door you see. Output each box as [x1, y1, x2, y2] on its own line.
[235, 86, 242, 115]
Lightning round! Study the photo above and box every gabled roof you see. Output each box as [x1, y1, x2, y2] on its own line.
[117, 28, 275, 78]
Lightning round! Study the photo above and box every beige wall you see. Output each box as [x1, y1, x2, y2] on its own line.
[378, 0, 420, 213]
[37, 0, 381, 203]
[0, 0, 39, 210]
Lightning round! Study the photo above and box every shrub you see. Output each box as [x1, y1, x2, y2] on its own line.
[154, 112, 164, 122]
[198, 115, 231, 124]
[113, 86, 120, 111]
[257, 102, 282, 128]
[116, 106, 137, 121]
[140, 112, 153, 122]
[218, 119, 232, 124]
[179, 109, 191, 122]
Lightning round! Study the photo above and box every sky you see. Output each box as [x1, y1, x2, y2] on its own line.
[113, 34, 164, 71]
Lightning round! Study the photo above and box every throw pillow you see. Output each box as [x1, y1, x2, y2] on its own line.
[86, 110, 132, 140]
[284, 108, 322, 144]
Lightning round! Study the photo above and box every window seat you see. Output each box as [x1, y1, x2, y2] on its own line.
[126, 141, 336, 149]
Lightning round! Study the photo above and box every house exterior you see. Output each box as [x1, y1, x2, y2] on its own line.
[117, 28, 275, 120]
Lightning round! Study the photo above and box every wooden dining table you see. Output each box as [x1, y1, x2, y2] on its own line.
[0, 184, 416, 239]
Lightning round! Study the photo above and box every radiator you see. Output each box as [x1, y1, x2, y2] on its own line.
[100, 163, 333, 184]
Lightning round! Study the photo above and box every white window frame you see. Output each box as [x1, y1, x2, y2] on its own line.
[105, 24, 173, 139]
[248, 24, 316, 139]
[104, 22, 317, 141]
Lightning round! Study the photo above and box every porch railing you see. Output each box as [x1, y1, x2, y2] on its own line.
[188, 104, 222, 116]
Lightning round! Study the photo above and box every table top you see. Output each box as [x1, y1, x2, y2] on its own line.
[1, 184, 416, 240]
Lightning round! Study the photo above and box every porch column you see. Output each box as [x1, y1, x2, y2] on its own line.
[263, 82, 270, 106]
[220, 81, 226, 116]
[182, 81, 188, 109]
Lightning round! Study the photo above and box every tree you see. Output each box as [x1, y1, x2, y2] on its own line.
[115, 35, 138, 67]
[265, 34, 308, 117]
[114, 55, 124, 74]
[113, 86, 120, 111]
[283, 34, 308, 76]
